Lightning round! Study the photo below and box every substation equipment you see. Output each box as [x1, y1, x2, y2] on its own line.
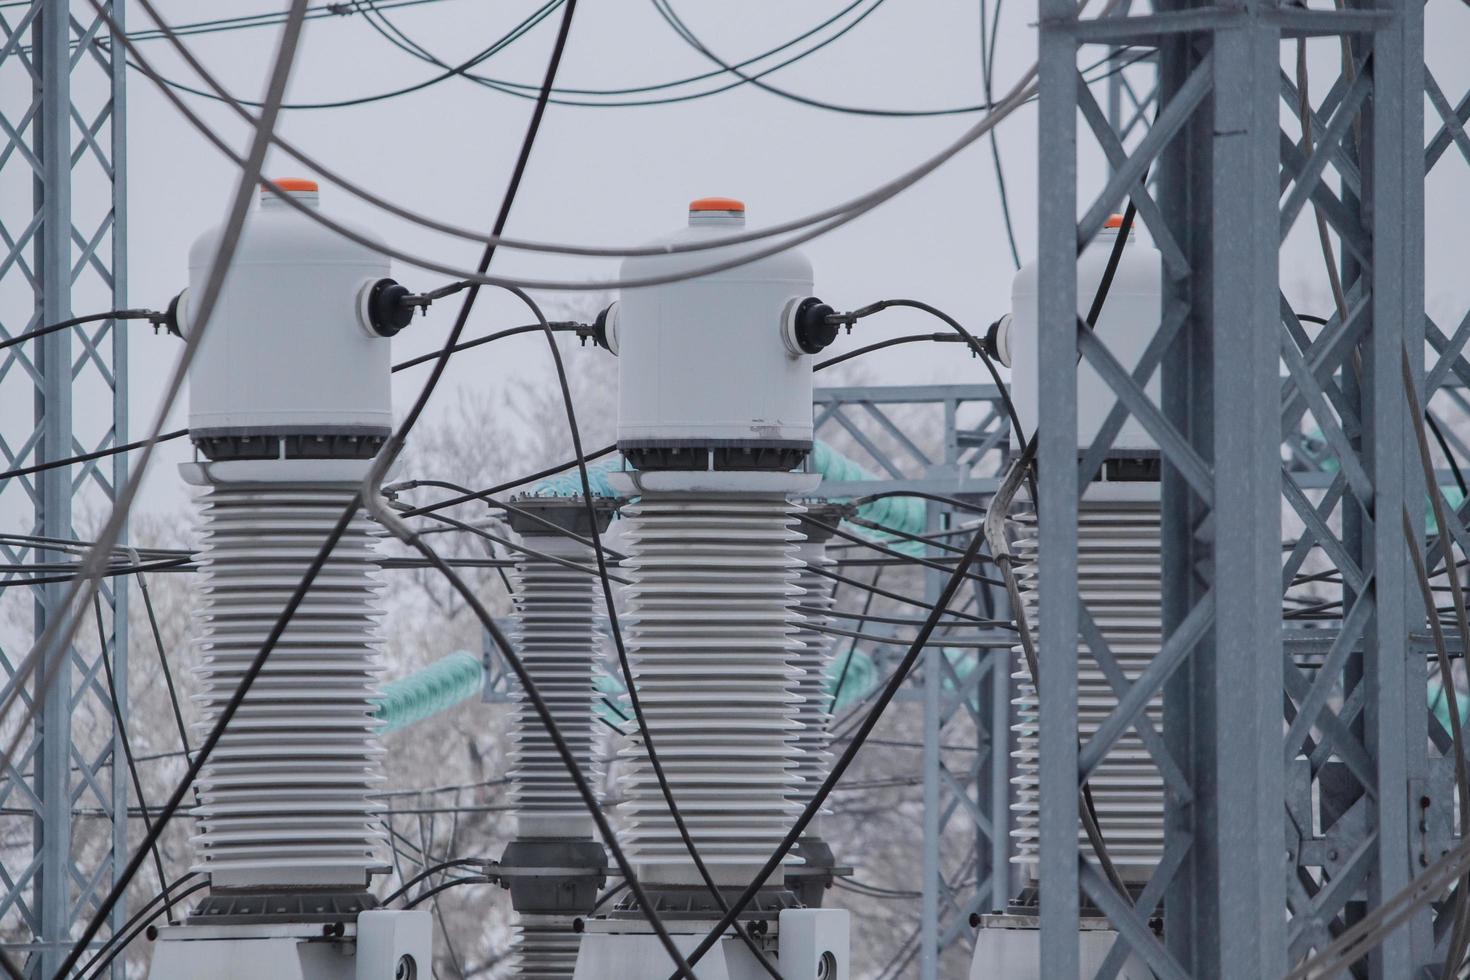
[971, 216, 1160, 979]
[572, 197, 852, 980]
[147, 180, 431, 980]
[497, 495, 614, 979]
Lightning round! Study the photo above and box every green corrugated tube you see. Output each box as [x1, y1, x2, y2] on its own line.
[811, 441, 927, 536]
[374, 651, 484, 734]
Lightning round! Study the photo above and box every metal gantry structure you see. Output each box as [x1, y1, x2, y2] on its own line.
[1034, 0, 1465, 975]
[810, 383, 1013, 979]
[0, 1, 129, 974]
[6, 0, 1470, 975]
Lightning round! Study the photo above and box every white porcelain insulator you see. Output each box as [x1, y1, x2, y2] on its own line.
[188, 483, 387, 889]
[510, 532, 603, 841]
[512, 915, 583, 980]
[618, 493, 805, 886]
[1009, 493, 1164, 875]
[791, 538, 838, 813]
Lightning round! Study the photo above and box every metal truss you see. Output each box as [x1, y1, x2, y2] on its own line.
[0, 1, 129, 975]
[1037, 0, 1434, 976]
[812, 383, 1013, 980]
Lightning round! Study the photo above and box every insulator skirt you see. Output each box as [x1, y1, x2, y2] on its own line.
[189, 484, 387, 889]
[512, 916, 582, 980]
[511, 532, 602, 839]
[618, 493, 804, 885]
[790, 539, 838, 810]
[1010, 497, 1164, 873]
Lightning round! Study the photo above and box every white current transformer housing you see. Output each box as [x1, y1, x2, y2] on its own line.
[613, 197, 816, 461]
[1007, 215, 1163, 454]
[152, 179, 427, 980]
[180, 177, 395, 443]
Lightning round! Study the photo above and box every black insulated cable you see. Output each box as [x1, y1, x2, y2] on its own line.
[0, 429, 189, 484]
[0, 308, 166, 353]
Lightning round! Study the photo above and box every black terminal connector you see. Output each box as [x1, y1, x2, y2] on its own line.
[159, 291, 187, 338]
[786, 296, 839, 355]
[363, 278, 415, 337]
[982, 314, 1012, 367]
[578, 304, 616, 351]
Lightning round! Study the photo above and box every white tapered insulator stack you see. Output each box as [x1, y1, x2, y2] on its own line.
[189, 482, 387, 888]
[791, 534, 838, 811]
[619, 493, 805, 885]
[510, 531, 602, 841]
[1009, 489, 1164, 875]
[506, 523, 604, 980]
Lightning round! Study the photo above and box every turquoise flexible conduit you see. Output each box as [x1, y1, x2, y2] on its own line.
[374, 651, 484, 734]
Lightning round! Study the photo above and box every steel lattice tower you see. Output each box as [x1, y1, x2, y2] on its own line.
[1031, 0, 1455, 975]
[0, 1, 129, 974]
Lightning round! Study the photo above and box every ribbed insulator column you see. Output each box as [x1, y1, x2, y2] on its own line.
[790, 535, 838, 812]
[510, 531, 601, 841]
[1010, 493, 1163, 875]
[189, 483, 387, 889]
[514, 916, 583, 979]
[619, 492, 804, 886]
[507, 524, 604, 980]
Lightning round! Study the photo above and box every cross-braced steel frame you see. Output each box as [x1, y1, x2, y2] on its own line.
[0, 1, 129, 975]
[811, 383, 1013, 979]
[1035, 0, 1444, 975]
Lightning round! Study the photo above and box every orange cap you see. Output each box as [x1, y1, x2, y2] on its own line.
[268, 177, 319, 193]
[1104, 213, 1124, 229]
[689, 196, 745, 213]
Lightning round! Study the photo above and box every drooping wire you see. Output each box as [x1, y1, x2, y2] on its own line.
[827, 565, 881, 714]
[0, 308, 162, 353]
[398, 445, 617, 518]
[357, 0, 891, 110]
[650, 0, 992, 118]
[391, 322, 578, 372]
[75, 879, 210, 980]
[814, 332, 964, 371]
[133, 0, 563, 111]
[0, 429, 189, 484]
[92, 595, 178, 926]
[111, 0, 1117, 285]
[64, 0, 457, 43]
[382, 858, 489, 906]
[403, 873, 494, 909]
[979, 0, 1021, 268]
[136, 569, 192, 758]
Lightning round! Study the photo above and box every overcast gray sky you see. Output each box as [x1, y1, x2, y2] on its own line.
[7, 0, 1470, 523]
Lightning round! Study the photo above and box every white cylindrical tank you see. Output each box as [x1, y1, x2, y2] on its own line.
[183, 178, 394, 442]
[176, 178, 397, 900]
[1009, 216, 1162, 454]
[614, 198, 816, 460]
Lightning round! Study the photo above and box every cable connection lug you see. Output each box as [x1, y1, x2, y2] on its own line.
[783, 296, 839, 355]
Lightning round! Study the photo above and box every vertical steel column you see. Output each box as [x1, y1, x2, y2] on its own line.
[107, 0, 130, 962]
[1036, 2, 1081, 975]
[919, 500, 942, 980]
[1159, 6, 1288, 974]
[1040, 0, 1426, 974]
[32, 4, 74, 975]
[1361, 0, 1427, 967]
[0, 1, 129, 972]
